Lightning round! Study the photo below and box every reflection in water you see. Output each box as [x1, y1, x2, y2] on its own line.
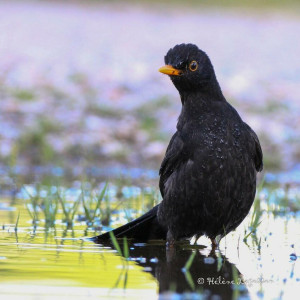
[95, 240, 248, 298]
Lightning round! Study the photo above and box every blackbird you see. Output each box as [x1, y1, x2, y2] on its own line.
[94, 43, 263, 247]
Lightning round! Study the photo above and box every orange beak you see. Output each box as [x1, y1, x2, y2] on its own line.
[158, 65, 183, 76]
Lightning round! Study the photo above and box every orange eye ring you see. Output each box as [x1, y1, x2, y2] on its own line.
[189, 61, 198, 72]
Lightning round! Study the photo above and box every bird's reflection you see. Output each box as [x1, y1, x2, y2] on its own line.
[95, 239, 249, 298]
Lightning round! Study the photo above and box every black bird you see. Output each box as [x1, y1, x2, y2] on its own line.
[94, 43, 263, 248]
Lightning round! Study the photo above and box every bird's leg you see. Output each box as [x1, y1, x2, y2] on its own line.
[166, 230, 175, 249]
[166, 245, 176, 262]
[210, 238, 218, 252]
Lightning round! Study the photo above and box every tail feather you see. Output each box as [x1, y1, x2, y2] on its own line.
[93, 205, 167, 243]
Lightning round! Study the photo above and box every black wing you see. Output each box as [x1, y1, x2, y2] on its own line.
[159, 132, 185, 197]
[243, 122, 263, 172]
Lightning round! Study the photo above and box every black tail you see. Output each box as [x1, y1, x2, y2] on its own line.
[93, 205, 167, 244]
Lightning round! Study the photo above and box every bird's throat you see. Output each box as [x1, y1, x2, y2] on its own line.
[179, 79, 225, 106]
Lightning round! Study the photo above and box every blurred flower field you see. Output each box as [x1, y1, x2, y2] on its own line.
[0, 1, 299, 181]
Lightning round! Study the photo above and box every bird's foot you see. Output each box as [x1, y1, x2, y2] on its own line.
[166, 231, 175, 249]
[210, 238, 218, 252]
[166, 239, 175, 248]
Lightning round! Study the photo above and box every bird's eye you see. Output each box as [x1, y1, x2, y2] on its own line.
[189, 61, 198, 72]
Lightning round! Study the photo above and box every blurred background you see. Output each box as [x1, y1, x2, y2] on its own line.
[0, 0, 300, 187]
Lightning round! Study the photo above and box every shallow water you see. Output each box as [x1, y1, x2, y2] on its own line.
[0, 188, 299, 300]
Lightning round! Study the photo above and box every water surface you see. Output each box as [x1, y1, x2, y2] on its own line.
[1, 185, 299, 299]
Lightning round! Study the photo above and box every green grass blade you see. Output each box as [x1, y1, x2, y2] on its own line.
[243, 220, 262, 241]
[183, 270, 195, 290]
[216, 251, 223, 272]
[57, 191, 70, 222]
[123, 267, 128, 290]
[71, 195, 81, 222]
[15, 212, 20, 232]
[232, 265, 240, 300]
[182, 251, 196, 272]
[123, 237, 129, 259]
[94, 182, 108, 219]
[109, 231, 122, 256]
[80, 184, 92, 222]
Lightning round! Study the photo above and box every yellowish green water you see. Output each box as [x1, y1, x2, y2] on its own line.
[0, 202, 157, 299]
[1, 192, 299, 299]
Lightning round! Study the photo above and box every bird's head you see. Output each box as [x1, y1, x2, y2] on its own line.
[159, 43, 218, 97]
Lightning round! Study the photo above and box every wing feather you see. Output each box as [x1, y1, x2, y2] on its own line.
[159, 132, 185, 197]
[243, 122, 263, 172]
